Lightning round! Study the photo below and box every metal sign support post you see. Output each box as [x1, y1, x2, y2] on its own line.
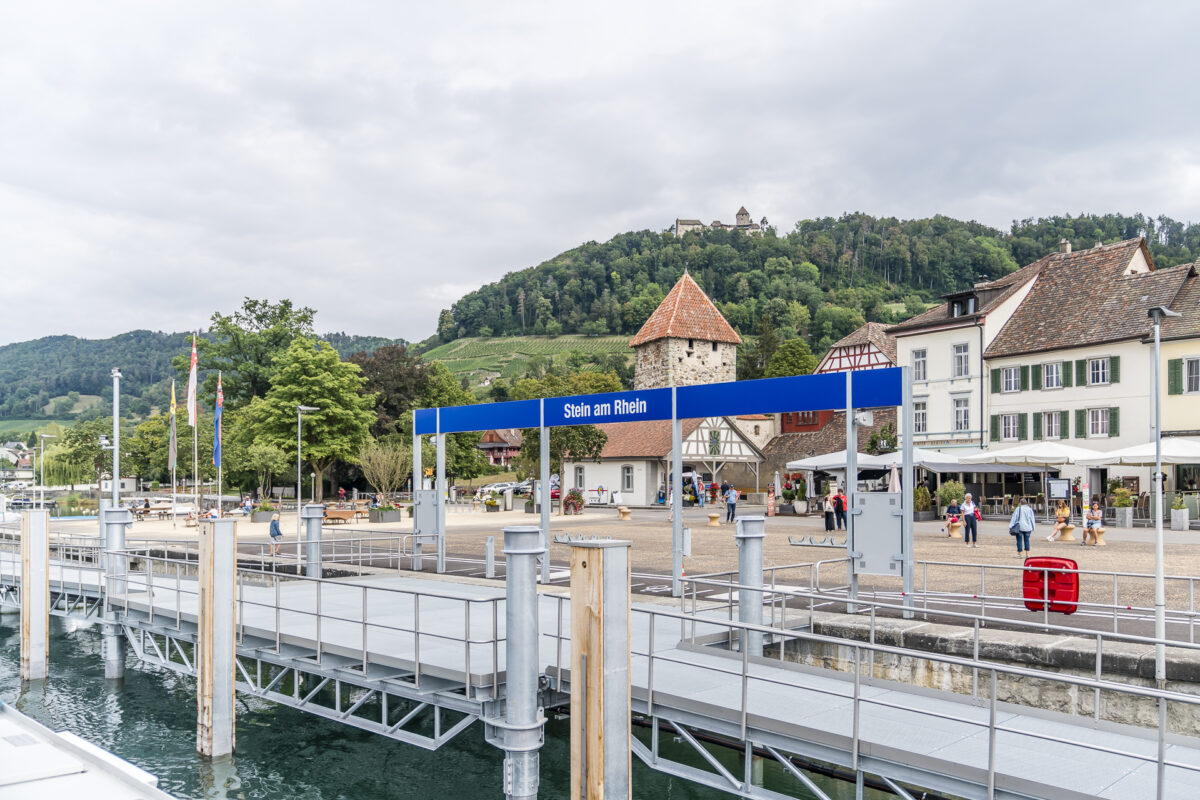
[102, 505, 132, 680]
[736, 516, 766, 658]
[901, 366, 915, 618]
[196, 518, 236, 757]
[412, 416, 422, 567]
[844, 372, 858, 611]
[436, 409, 446, 574]
[671, 387, 683, 597]
[539, 399, 551, 584]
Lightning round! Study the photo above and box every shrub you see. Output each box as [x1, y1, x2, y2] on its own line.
[1112, 488, 1133, 508]
[484, 492, 500, 507]
[913, 485, 932, 512]
[936, 480, 966, 508]
[564, 488, 585, 512]
[1172, 494, 1186, 511]
[781, 488, 797, 503]
[150, 480, 160, 491]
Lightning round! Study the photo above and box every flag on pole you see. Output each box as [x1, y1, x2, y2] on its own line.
[168, 379, 178, 471]
[213, 373, 223, 468]
[186, 333, 198, 427]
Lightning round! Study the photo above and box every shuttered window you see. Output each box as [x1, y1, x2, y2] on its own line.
[1060, 410, 1070, 439]
[1089, 357, 1110, 385]
[1109, 406, 1120, 437]
[1019, 365, 1030, 391]
[1001, 414, 1019, 441]
[1189, 359, 1200, 394]
[1062, 362, 1073, 388]
[989, 414, 1000, 442]
[1017, 413, 1028, 441]
[1002, 367, 1019, 393]
[1033, 412, 1042, 440]
[990, 368, 1001, 394]
[1110, 355, 1121, 383]
[1168, 358, 1183, 395]
[1075, 359, 1087, 386]
[1031, 365, 1043, 390]
[1075, 409, 1086, 438]
[1043, 411, 1061, 439]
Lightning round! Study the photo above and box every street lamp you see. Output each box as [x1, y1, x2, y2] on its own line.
[38, 433, 56, 510]
[310, 472, 316, 502]
[296, 405, 320, 547]
[1149, 305, 1180, 690]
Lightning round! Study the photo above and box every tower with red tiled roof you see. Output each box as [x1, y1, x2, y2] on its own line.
[629, 271, 742, 389]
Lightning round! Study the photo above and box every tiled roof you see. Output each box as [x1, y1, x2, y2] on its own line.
[1157, 264, 1200, 342]
[887, 258, 1047, 335]
[985, 239, 1192, 358]
[828, 322, 897, 364]
[762, 408, 896, 462]
[629, 272, 743, 347]
[676, 218, 702, 225]
[591, 419, 703, 459]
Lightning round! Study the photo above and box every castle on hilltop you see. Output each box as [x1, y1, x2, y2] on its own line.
[674, 206, 761, 237]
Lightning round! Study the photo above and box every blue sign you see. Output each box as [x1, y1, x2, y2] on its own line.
[414, 367, 904, 435]
[544, 387, 671, 428]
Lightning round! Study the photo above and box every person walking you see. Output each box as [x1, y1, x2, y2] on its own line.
[833, 488, 848, 530]
[695, 477, 705, 507]
[724, 483, 739, 523]
[1009, 496, 1035, 558]
[961, 492, 979, 547]
[268, 513, 284, 556]
[823, 493, 836, 531]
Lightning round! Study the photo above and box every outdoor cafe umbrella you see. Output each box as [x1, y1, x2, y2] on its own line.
[1074, 437, 1200, 467]
[887, 463, 901, 493]
[960, 441, 1100, 521]
[785, 450, 888, 472]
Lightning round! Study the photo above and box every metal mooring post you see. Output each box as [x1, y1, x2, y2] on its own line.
[486, 536, 496, 579]
[103, 505, 132, 679]
[197, 518, 237, 757]
[301, 503, 324, 578]
[569, 537, 633, 800]
[20, 510, 49, 680]
[493, 525, 547, 800]
[735, 516, 766, 658]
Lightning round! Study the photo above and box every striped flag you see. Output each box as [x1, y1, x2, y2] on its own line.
[186, 334, 198, 427]
[213, 373, 223, 468]
[168, 379, 178, 471]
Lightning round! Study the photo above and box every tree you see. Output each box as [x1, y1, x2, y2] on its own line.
[764, 338, 818, 378]
[244, 338, 376, 501]
[358, 439, 411, 501]
[60, 418, 112, 485]
[865, 423, 897, 455]
[349, 343, 431, 436]
[510, 371, 620, 479]
[173, 297, 315, 407]
[245, 442, 290, 498]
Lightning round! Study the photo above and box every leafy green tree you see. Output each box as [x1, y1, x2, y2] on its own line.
[510, 371, 620, 479]
[243, 338, 376, 501]
[174, 298, 315, 407]
[764, 339, 818, 378]
[245, 441, 290, 499]
[349, 343, 431, 436]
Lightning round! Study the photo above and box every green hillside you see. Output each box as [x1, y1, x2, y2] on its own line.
[422, 335, 632, 386]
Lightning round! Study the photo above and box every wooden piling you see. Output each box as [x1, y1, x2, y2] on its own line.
[20, 510, 49, 680]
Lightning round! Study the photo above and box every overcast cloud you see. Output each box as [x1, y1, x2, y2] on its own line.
[2, 1, 1197, 345]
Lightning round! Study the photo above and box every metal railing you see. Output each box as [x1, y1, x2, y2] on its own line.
[107, 551, 506, 699]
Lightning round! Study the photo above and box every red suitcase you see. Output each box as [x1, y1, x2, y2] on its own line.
[1022, 557, 1079, 614]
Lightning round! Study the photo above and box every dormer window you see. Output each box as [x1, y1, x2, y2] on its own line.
[951, 301, 962, 317]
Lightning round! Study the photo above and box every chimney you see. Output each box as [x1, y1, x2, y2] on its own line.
[1059, 238, 1072, 254]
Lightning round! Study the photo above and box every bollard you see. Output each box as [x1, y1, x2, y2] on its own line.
[197, 518, 237, 757]
[102, 506, 133, 679]
[735, 516, 766, 658]
[569, 537, 632, 800]
[301, 503, 324, 578]
[493, 526, 546, 800]
[20, 510, 49, 680]
[486, 536, 496, 579]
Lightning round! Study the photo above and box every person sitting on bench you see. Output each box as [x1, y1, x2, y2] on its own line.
[1084, 498, 1103, 543]
[1047, 500, 1070, 541]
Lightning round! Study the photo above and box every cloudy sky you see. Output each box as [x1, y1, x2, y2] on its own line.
[2, 1, 1197, 345]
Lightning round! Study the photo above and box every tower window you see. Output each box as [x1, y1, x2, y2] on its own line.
[712, 342, 718, 352]
[688, 339, 694, 350]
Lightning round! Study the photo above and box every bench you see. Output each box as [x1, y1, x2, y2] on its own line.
[946, 521, 963, 538]
[617, 506, 631, 521]
[324, 508, 357, 524]
[1083, 525, 1107, 546]
[707, 512, 722, 527]
[1056, 523, 1077, 542]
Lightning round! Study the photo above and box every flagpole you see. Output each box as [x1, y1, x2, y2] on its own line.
[172, 463, 177, 529]
[216, 371, 222, 519]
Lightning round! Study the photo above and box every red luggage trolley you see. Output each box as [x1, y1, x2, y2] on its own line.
[1022, 556, 1079, 614]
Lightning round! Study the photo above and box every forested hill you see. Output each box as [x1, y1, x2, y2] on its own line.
[435, 213, 1200, 352]
[0, 330, 402, 420]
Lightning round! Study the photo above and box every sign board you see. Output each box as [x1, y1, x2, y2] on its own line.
[853, 493, 903, 576]
[1048, 479, 1071, 500]
[412, 490, 436, 535]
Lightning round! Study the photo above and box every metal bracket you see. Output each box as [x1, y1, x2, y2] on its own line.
[788, 535, 845, 549]
[552, 533, 612, 544]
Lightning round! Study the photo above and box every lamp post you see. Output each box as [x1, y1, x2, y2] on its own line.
[311, 472, 316, 502]
[296, 405, 320, 551]
[1149, 306, 1180, 689]
[38, 433, 56, 509]
[111, 368, 122, 507]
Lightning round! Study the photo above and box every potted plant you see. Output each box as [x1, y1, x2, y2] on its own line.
[251, 501, 276, 524]
[1112, 487, 1134, 528]
[778, 488, 796, 516]
[1171, 493, 1190, 531]
[913, 485, 935, 521]
[563, 488, 585, 515]
[936, 480, 966, 515]
[369, 502, 404, 523]
[484, 492, 501, 513]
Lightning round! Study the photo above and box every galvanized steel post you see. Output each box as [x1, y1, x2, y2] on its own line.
[539, 399, 550, 584]
[436, 409, 446, 574]
[498, 525, 546, 800]
[301, 503, 324, 578]
[900, 365, 914, 618]
[197, 518, 237, 757]
[568, 537, 632, 800]
[20, 510, 49, 680]
[735, 516, 765, 658]
[845, 371, 858, 611]
[102, 505, 132, 679]
[671, 386, 683, 596]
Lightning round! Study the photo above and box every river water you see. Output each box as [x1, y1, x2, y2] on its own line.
[1, 617, 878, 799]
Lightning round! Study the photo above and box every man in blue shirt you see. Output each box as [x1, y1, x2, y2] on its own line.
[1009, 497, 1036, 558]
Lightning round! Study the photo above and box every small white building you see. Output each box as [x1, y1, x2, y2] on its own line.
[562, 416, 764, 507]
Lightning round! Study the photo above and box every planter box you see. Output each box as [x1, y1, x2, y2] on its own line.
[1113, 507, 1134, 528]
[369, 509, 404, 523]
[250, 511, 275, 523]
[1172, 508, 1190, 531]
[778, 503, 795, 516]
[485, 504, 500, 513]
[682, 500, 695, 508]
[914, 510, 936, 522]
[525, 502, 536, 514]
